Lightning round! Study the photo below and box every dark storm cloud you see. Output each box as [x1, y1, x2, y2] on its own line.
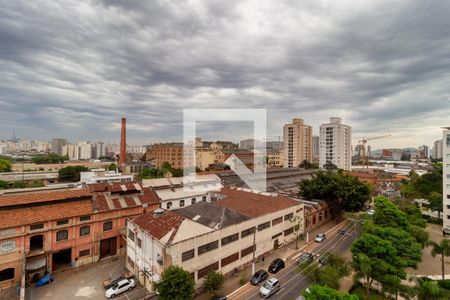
[0, 0, 449, 147]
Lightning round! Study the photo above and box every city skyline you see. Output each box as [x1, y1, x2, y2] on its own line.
[1, 1, 450, 148]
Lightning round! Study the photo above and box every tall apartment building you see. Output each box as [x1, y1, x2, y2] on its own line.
[62, 144, 80, 160]
[312, 136, 319, 162]
[51, 138, 67, 155]
[443, 129, 450, 234]
[283, 118, 312, 168]
[319, 117, 352, 171]
[78, 141, 93, 160]
[433, 139, 443, 159]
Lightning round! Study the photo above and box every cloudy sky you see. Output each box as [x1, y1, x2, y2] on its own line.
[1, 0, 449, 148]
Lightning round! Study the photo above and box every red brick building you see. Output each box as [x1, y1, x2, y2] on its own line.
[0, 182, 159, 289]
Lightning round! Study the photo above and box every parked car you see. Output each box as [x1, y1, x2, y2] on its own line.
[103, 271, 134, 289]
[35, 274, 54, 287]
[297, 252, 314, 265]
[366, 209, 375, 215]
[268, 258, 285, 273]
[314, 233, 326, 243]
[259, 277, 281, 298]
[105, 278, 135, 298]
[211, 296, 227, 300]
[250, 270, 269, 285]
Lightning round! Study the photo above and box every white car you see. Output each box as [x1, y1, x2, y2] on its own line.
[259, 277, 281, 298]
[314, 233, 326, 243]
[105, 278, 135, 298]
[367, 209, 375, 215]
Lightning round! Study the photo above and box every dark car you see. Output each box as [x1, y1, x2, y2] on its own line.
[268, 258, 285, 273]
[337, 229, 351, 236]
[250, 270, 269, 285]
[297, 252, 314, 265]
[211, 296, 227, 300]
[319, 253, 330, 265]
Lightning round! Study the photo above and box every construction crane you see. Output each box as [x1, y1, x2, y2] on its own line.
[358, 134, 391, 167]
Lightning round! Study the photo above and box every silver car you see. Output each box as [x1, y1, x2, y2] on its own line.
[259, 277, 281, 298]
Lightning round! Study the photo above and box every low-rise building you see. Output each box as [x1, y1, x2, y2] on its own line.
[126, 187, 304, 292]
[267, 149, 283, 167]
[0, 182, 160, 289]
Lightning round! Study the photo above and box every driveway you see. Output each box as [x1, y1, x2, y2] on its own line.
[27, 256, 148, 300]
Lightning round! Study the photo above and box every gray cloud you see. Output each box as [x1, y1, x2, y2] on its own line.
[0, 0, 449, 148]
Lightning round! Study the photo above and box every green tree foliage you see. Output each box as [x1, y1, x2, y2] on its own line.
[303, 284, 359, 300]
[299, 170, 371, 214]
[373, 196, 410, 230]
[415, 279, 446, 300]
[427, 239, 450, 280]
[202, 271, 224, 295]
[307, 254, 350, 289]
[32, 153, 67, 164]
[0, 156, 12, 172]
[107, 163, 117, 171]
[155, 265, 195, 300]
[58, 166, 89, 182]
[299, 160, 319, 169]
[428, 191, 443, 220]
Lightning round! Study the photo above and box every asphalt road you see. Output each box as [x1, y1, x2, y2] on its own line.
[230, 218, 362, 300]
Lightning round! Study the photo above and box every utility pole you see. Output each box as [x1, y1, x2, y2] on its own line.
[251, 229, 256, 275]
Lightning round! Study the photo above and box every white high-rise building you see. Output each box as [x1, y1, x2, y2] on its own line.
[283, 118, 312, 168]
[62, 144, 80, 160]
[94, 142, 106, 158]
[433, 139, 443, 159]
[442, 128, 450, 234]
[319, 117, 352, 171]
[78, 141, 93, 160]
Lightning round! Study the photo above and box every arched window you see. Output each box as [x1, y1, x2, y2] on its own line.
[103, 221, 113, 231]
[0, 268, 14, 282]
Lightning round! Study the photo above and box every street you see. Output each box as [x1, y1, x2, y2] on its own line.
[229, 217, 362, 300]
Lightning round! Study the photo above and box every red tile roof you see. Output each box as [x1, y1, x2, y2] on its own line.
[86, 182, 142, 193]
[92, 187, 160, 212]
[214, 187, 299, 218]
[0, 200, 94, 228]
[0, 189, 92, 208]
[133, 210, 184, 242]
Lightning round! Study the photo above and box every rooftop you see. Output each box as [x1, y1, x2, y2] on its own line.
[0, 189, 92, 208]
[132, 209, 185, 243]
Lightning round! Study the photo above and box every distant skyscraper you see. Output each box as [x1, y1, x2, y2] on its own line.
[312, 136, 319, 162]
[319, 117, 352, 171]
[51, 138, 67, 155]
[442, 128, 450, 234]
[120, 117, 127, 167]
[94, 142, 106, 158]
[433, 139, 443, 159]
[62, 144, 80, 160]
[78, 141, 93, 160]
[283, 118, 312, 168]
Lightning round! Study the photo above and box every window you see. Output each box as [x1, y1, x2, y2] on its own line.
[241, 245, 255, 257]
[166, 202, 172, 209]
[103, 221, 112, 231]
[221, 233, 239, 246]
[272, 217, 282, 226]
[182, 249, 195, 262]
[0, 268, 15, 282]
[127, 256, 134, 268]
[241, 227, 255, 238]
[198, 240, 219, 255]
[258, 221, 270, 231]
[284, 227, 294, 236]
[221, 252, 239, 267]
[79, 225, 90, 236]
[0, 240, 15, 254]
[0, 228, 15, 236]
[272, 232, 282, 239]
[137, 238, 142, 248]
[179, 199, 185, 207]
[80, 215, 91, 222]
[197, 262, 219, 279]
[284, 213, 294, 221]
[191, 198, 196, 205]
[30, 223, 44, 231]
[79, 249, 90, 257]
[202, 196, 207, 202]
[128, 229, 135, 242]
[57, 219, 69, 226]
[56, 230, 68, 241]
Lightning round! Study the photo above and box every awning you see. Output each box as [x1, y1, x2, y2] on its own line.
[26, 257, 47, 271]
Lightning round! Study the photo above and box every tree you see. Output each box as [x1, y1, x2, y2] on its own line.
[155, 265, 195, 300]
[107, 163, 117, 171]
[323, 162, 339, 172]
[306, 254, 350, 289]
[428, 192, 443, 220]
[415, 278, 446, 300]
[427, 239, 450, 280]
[302, 284, 358, 300]
[203, 271, 224, 295]
[32, 153, 67, 164]
[58, 166, 89, 182]
[0, 156, 12, 172]
[299, 170, 371, 215]
[373, 196, 410, 231]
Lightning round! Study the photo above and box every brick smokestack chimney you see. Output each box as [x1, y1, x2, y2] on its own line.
[120, 117, 126, 167]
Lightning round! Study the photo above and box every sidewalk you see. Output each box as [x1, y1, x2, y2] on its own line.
[194, 220, 341, 300]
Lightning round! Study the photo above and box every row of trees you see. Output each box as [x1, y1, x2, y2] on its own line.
[32, 153, 68, 164]
[0, 156, 12, 172]
[137, 162, 201, 180]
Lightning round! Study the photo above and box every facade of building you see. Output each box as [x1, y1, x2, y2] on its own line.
[267, 149, 283, 167]
[62, 144, 80, 160]
[283, 118, 313, 168]
[312, 136, 319, 162]
[319, 117, 352, 171]
[442, 129, 450, 234]
[145, 143, 185, 169]
[78, 141, 93, 160]
[51, 138, 67, 155]
[142, 174, 223, 210]
[126, 187, 304, 292]
[0, 183, 160, 289]
[433, 139, 443, 159]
